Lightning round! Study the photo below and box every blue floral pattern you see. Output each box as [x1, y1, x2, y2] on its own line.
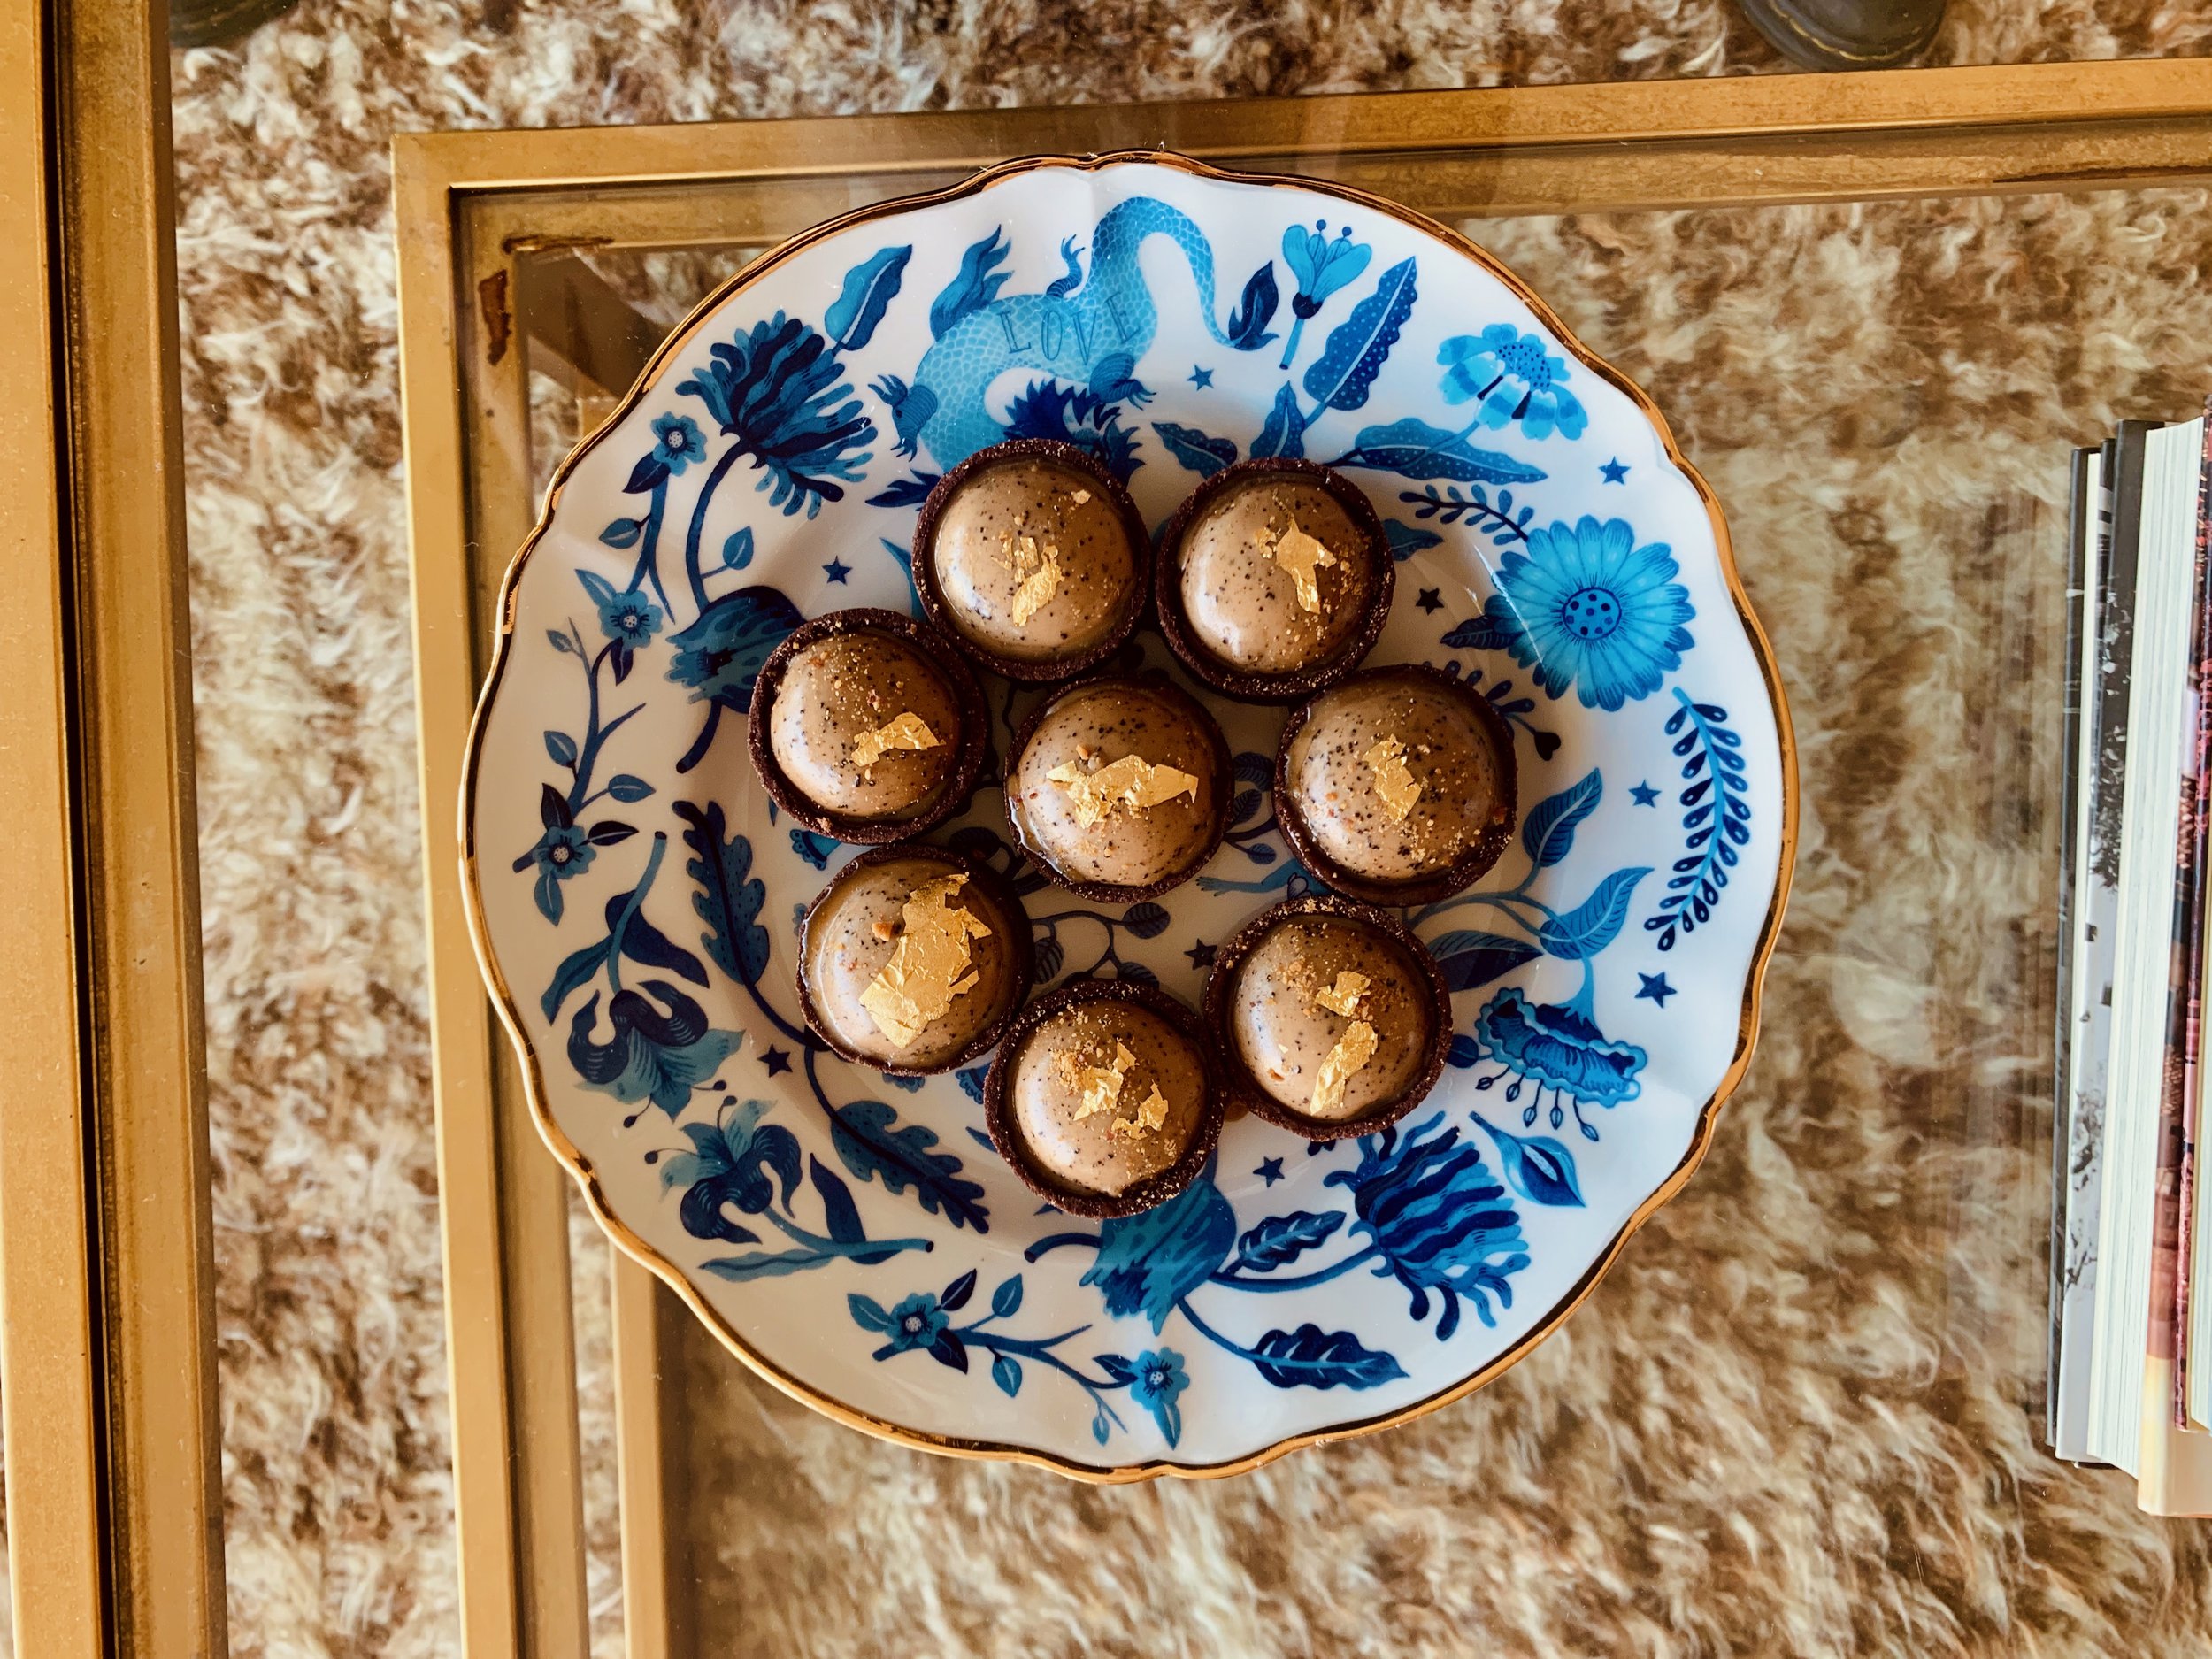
[1439, 325, 1587, 441]
[470, 164, 1783, 1473]
[1482, 515, 1695, 711]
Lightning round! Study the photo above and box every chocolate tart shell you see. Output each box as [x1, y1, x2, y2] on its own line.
[1002, 670, 1233, 904]
[1154, 456, 1394, 704]
[746, 608, 987, 845]
[794, 841, 1036, 1079]
[1202, 895, 1452, 1141]
[1273, 662, 1517, 906]
[982, 978, 1224, 1219]
[910, 438, 1153, 682]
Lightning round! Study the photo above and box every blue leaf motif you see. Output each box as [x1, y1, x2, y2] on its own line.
[600, 517, 643, 549]
[992, 1275, 1024, 1318]
[929, 227, 1010, 339]
[1342, 418, 1546, 484]
[1383, 520, 1442, 562]
[540, 938, 610, 1023]
[1225, 262, 1279, 350]
[1072, 1173, 1236, 1333]
[848, 1294, 895, 1333]
[1426, 929, 1541, 993]
[829, 1100, 989, 1233]
[544, 729, 578, 767]
[991, 1354, 1022, 1398]
[671, 800, 771, 986]
[1538, 867, 1651, 961]
[1121, 902, 1171, 940]
[1302, 257, 1417, 416]
[664, 584, 803, 726]
[719, 528, 754, 572]
[1230, 1210, 1345, 1272]
[825, 245, 911, 352]
[866, 472, 941, 510]
[1474, 1116, 1586, 1208]
[1250, 382, 1305, 460]
[1522, 770, 1601, 871]
[1441, 613, 1515, 652]
[1248, 1325, 1408, 1391]
[607, 891, 707, 987]
[1150, 421, 1239, 478]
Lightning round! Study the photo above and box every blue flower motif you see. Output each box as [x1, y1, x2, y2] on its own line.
[597, 588, 662, 647]
[1470, 986, 1646, 1111]
[1281, 220, 1372, 319]
[664, 586, 804, 772]
[655, 1099, 802, 1244]
[880, 1293, 949, 1356]
[1483, 515, 1694, 710]
[519, 821, 595, 884]
[1128, 1348, 1189, 1444]
[1439, 326, 1587, 442]
[564, 979, 741, 1118]
[1079, 1171, 1236, 1333]
[1325, 1114, 1528, 1339]
[675, 313, 874, 518]
[650, 412, 707, 474]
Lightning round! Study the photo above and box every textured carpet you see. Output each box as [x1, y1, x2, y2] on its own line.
[155, 4, 2212, 1656]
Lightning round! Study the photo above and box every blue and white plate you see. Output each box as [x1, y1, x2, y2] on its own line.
[463, 154, 1794, 1479]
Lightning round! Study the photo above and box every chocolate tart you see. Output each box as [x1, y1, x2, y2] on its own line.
[1202, 895, 1451, 1141]
[1275, 663, 1517, 905]
[911, 439, 1151, 681]
[795, 843, 1033, 1077]
[747, 609, 987, 844]
[1002, 672, 1231, 903]
[1156, 457, 1392, 703]
[982, 979, 1223, 1218]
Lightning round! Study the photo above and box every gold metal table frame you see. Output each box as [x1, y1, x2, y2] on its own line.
[391, 58, 2212, 1658]
[11, 34, 2212, 1658]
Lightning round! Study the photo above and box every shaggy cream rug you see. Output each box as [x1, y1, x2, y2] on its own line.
[146, 3, 2212, 1655]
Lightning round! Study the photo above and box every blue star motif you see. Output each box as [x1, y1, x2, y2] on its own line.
[1600, 457, 1630, 484]
[1255, 1156, 1286, 1187]
[761, 1045, 793, 1076]
[1188, 365, 1214, 388]
[1416, 588, 1443, 613]
[1629, 780, 1662, 807]
[1184, 939, 1216, 968]
[1635, 972, 1675, 1008]
[822, 558, 851, 584]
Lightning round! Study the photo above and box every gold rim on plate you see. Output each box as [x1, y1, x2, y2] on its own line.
[457, 149, 1800, 1484]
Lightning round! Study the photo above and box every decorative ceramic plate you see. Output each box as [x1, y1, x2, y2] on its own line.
[464, 153, 1794, 1480]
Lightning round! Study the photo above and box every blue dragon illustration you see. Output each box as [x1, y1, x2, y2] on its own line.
[871, 196, 1277, 472]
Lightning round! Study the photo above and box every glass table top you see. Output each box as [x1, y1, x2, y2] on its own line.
[480, 173, 2200, 1654]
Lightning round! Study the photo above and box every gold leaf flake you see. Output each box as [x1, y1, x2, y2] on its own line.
[1070, 488, 1092, 505]
[1010, 537, 1063, 624]
[1361, 736, 1423, 823]
[1064, 1041, 1138, 1120]
[1045, 754, 1201, 828]
[857, 875, 992, 1049]
[850, 710, 942, 773]
[1269, 519, 1339, 614]
[1310, 1020, 1379, 1118]
[1108, 1084, 1171, 1140]
[1314, 970, 1370, 1018]
[996, 532, 1064, 626]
